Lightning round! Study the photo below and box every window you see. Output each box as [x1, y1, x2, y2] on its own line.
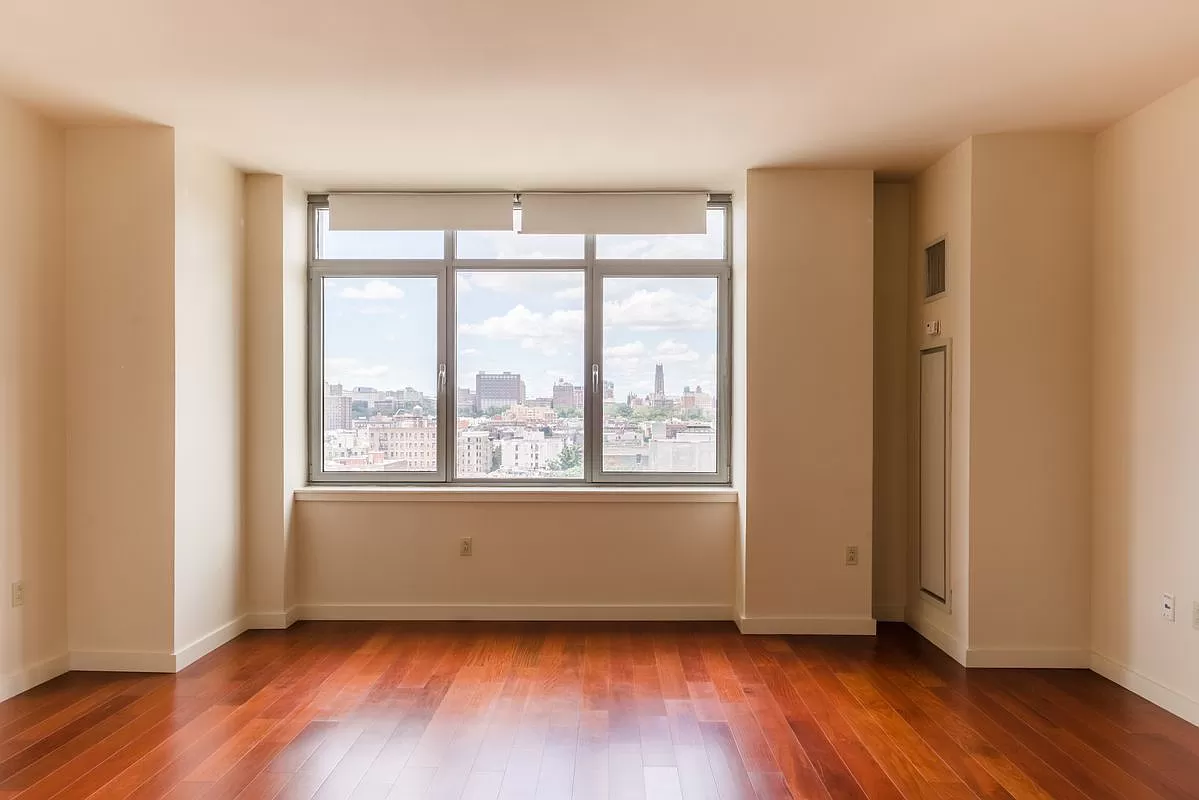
[309, 196, 731, 485]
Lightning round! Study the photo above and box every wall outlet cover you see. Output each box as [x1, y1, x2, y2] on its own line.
[11, 581, 24, 608]
[845, 546, 859, 566]
[459, 537, 473, 557]
[1162, 593, 1175, 622]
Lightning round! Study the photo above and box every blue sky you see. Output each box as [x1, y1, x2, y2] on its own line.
[324, 273, 718, 400]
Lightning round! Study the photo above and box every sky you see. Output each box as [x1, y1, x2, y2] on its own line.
[321, 215, 722, 402]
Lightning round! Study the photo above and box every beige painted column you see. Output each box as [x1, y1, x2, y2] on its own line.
[742, 168, 875, 633]
[243, 174, 307, 626]
[65, 126, 178, 666]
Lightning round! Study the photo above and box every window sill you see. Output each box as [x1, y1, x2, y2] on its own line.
[294, 486, 738, 504]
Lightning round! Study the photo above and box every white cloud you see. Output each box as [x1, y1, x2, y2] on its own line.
[460, 271, 582, 295]
[358, 305, 407, 316]
[325, 357, 390, 384]
[553, 286, 586, 301]
[459, 304, 584, 355]
[461, 347, 479, 356]
[604, 289, 716, 331]
[655, 339, 697, 360]
[603, 341, 646, 358]
[339, 280, 405, 301]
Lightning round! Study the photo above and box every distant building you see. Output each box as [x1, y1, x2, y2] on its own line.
[603, 380, 615, 401]
[456, 429, 493, 477]
[475, 371, 525, 413]
[456, 387, 476, 416]
[502, 404, 556, 424]
[351, 386, 383, 407]
[396, 386, 427, 404]
[324, 393, 353, 431]
[649, 425, 717, 472]
[652, 363, 668, 407]
[682, 385, 715, 412]
[500, 430, 565, 473]
[368, 413, 437, 471]
[552, 379, 586, 410]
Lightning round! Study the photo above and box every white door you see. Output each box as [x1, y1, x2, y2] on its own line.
[920, 347, 948, 602]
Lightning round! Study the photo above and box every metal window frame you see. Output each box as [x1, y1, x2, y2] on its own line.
[307, 196, 732, 486]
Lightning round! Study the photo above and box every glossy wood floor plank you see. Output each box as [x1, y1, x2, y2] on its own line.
[2, 623, 1198, 799]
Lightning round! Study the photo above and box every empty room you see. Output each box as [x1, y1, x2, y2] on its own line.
[1, 1, 1199, 797]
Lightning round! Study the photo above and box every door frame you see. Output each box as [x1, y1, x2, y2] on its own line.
[918, 339, 952, 609]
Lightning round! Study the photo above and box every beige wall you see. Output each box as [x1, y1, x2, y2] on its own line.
[243, 175, 307, 621]
[908, 140, 972, 658]
[968, 133, 1092, 658]
[873, 184, 909, 622]
[296, 500, 736, 614]
[731, 181, 748, 619]
[282, 182, 307, 612]
[173, 139, 245, 651]
[744, 169, 875, 630]
[65, 126, 177, 659]
[243, 175, 287, 618]
[1093, 75, 1199, 717]
[0, 97, 67, 698]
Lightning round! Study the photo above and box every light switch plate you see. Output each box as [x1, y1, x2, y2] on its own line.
[1162, 593, 1176, 622]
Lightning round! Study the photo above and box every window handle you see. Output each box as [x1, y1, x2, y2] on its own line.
[592, 364, 599, 393]
[438, 363, 447, 394]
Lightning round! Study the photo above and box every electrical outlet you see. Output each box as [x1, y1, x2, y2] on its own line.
[459, 537, 473, 557]
[1192, 601, 1199, 630]
[11, 581, 24, 608]
[845, 546, 859, 566]
[1162, 593, 1175, 622]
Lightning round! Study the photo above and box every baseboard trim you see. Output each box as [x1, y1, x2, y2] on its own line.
[70, 649, 176, 673]
[1, 653, 71, 701]
[173, 616, 248, 671]
[1090, 651, 1199, 727]
[872, 604, 906, 622]
[965, 647, 1090, 668]
[295, 603, 733, 622]
[244, 606, 300, 630]
[736, 616, 877, 635]
[907, 614, 967, 665]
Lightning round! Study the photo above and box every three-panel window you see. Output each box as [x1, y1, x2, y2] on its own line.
[308, 197, 731, 485]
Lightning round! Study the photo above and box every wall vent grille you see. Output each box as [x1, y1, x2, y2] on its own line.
[925, 240, 946, 299]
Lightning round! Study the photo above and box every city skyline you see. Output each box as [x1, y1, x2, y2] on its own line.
[323, 274, 719, 400]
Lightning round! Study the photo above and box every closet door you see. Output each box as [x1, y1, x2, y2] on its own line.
[920, 346, 948, 602]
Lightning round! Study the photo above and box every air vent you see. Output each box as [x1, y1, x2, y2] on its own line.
[925, 240, 946, 299]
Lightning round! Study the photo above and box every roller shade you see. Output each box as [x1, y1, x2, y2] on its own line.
[328, 193, 514, 231]
[519, 192, 708, 235]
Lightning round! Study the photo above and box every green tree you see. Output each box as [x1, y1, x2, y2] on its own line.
[556, 407, 582, 419]
[557, 443, 581, 470]
[490, 447, 503, 472]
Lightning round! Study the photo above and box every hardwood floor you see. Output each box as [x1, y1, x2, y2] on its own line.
[1, 622, 1197, 799]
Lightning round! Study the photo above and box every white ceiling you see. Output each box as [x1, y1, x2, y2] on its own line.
[2, 0, 1198, 190]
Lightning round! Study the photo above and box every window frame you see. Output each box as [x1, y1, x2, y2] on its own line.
[308, 195, 732, 486]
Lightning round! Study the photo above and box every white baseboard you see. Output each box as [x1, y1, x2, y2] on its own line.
[173, 616, 248, 671]
[736, 616, 877, 635]
[69, 616, 249, 674]
[873, 604, 906, 622]
[244, 606, 300, 630]
[907, 614, 967, 665]
[70, 649, 176, 673]
[966, 647, 1090, 668]
[0, 653, 71, 702]
[295, 603, 733, 622]
[1090, 651, 1199, 727]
